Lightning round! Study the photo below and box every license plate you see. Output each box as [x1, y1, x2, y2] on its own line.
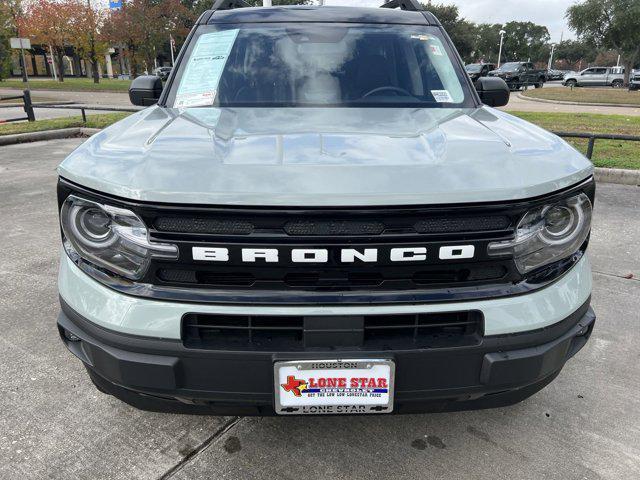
[274, 359, 395, 415]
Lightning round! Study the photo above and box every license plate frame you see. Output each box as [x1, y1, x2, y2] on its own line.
[274, 359, 395, 415]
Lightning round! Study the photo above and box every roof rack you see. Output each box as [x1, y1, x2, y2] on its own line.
[380, 0, 423, 11]
[210, 0, 251, 11]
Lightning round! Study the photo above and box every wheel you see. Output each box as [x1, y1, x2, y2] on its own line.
[565, 79, 577, 88]
[535, 80, 543, 88]
[611, 79, 624, 88]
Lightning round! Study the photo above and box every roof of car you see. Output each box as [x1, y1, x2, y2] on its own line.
[205, 6, 437, 26]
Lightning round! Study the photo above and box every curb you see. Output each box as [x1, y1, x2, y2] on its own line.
[594, 167, 640, 186]
[516, 93, 640, 109]
[1, 128, 638, 186]
[0, 127, 101, 146]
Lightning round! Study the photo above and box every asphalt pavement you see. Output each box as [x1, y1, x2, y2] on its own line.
[1, 138, 639, 479]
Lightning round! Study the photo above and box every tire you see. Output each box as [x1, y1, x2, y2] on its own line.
[535, 79, 543, 88]
[611, 79, 624, 88]
[565, 79, 577, 88]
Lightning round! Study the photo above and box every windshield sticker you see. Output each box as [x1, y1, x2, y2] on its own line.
[431, 89, 453, 103]
[175, 29, 239, 108]
[411, 34, 433, 41]
[429, 44, 443, 56]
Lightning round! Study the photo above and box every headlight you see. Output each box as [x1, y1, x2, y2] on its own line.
[488, 193, 592, 274]
[61, 195, 178, 280]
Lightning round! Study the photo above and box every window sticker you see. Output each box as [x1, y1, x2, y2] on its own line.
[429, 44, 443, 56]
[431, 89, 454, 103]
[411, 34, 433, 41]
[175, 29, 239, 108]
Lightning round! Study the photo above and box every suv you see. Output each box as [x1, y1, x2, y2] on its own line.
[563, 67, 625, 88]
[153, 66, 173, 81]
[56, 0, 596, 416]
[630, 69, 640, 91]
[487, 62, 547, 90]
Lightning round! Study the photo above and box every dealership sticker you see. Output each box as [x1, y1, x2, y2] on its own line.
[175, 29, 239, 108]
[411, 34, 432, 41]
[431, 89, 453, 103]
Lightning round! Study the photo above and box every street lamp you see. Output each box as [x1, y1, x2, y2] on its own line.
[263, 0, 272, 6]
[548, 43, 556, 71]
[497, 30, 506, 68]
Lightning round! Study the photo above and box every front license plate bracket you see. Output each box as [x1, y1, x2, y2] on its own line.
[274, 359, 395, 415]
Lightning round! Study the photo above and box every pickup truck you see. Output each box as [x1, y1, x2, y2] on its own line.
[563, 67, 625, 88]
[56, 0, 596, 416]
[487, 62, 546, 90]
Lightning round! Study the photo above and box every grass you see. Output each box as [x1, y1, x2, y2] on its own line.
[0, 112, 131, 136]
[0, 77, 132, 93]
[512, 111, 640, 170]
[522, 87, 640, 106]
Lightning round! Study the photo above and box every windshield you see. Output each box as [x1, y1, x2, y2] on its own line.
[497, 63, 520, 72]
[167, 23, 474, 108]
[465, 64, 482, 73]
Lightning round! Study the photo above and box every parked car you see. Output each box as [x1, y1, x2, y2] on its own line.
[153, 66, 173, 81]
[563, 66, 625, 88]
[464, 63, 496, 81]
[56, 0, 596, 417]
[629, 69, 640, 91]
[488, 62, 547, 90]
[546, 69, 565, 81]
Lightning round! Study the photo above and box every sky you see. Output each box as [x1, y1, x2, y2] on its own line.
[322, 0, 575, 42]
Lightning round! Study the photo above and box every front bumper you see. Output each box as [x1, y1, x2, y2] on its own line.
[58, 297, 595, 415]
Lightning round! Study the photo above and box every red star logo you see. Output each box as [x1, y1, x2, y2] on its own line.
[281, 375, 307, 397]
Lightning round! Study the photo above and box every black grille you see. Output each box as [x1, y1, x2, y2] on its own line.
[156, 264, 508, 290]
[284, 220, 385, 236]
[155, 217, 254, 235]
[182, 311, 483, 351]
[414, 216, 510, 233]
[151, 211, 512, 237]
[141, 203, 523, 300]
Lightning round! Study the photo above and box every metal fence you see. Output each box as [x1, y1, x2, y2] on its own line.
[0, 90, 35, 123]
[1, 89, 139, 124]
[552, 131, 640, 159]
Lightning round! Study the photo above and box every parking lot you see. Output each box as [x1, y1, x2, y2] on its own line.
[1, 138, 639, 479]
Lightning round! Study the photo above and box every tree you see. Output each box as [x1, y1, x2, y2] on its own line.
[0, 0, 23, 81]
[421, 2, 476, 61]
[501, 21, 550, 64]
[567, 0, 640, 84]
[70, 3, 109, 83]
[19, 0, 78, 81]
[553, 39, 596, 70]
[471, 23, 503, 63]
[103, 0, 193, 77]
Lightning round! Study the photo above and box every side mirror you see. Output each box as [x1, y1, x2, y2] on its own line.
[475, 77, 510, 107]
[129, 75, 163, 106]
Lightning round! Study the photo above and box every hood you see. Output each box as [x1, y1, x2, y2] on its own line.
[58, 106, 593, 207]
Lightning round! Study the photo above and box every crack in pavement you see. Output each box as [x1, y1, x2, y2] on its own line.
[158, 416, 243, 480]
[593, 270, 639, 282]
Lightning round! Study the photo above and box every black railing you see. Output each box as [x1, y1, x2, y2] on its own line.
[32, 104, 140, 122]
[0, 90, 35, 123]
[553, 131, 640, 159]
